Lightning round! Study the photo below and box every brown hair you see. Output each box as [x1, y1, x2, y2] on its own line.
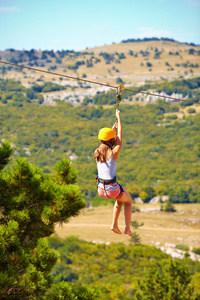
[94, 138, 115, 163]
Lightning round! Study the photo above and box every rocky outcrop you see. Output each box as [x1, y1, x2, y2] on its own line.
[134, 195, 169, 204]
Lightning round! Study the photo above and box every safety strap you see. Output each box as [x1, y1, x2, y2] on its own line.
[96, 176, 123, 199]
[97, 176, 116, 185]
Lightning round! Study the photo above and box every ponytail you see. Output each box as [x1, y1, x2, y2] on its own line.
[94, 144, 108, 163]
[94, 138, 116, 162]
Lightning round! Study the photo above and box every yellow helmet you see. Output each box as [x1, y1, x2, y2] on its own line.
[98, 128, 116, 141]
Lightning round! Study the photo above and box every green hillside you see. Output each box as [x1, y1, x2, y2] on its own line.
[46, 236, 200, 299]
[1, 77, 200, 205]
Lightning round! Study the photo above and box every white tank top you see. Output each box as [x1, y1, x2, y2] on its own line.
[96, 152, 118, 191]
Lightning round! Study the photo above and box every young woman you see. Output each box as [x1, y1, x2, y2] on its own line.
[94, 109, 134, 237]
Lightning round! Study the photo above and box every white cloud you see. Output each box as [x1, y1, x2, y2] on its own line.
[136, 27, 171, 38]
[0, 7, 20, 13]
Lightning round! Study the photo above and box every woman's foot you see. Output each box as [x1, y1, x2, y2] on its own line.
[111, 226, 122, 234]
[124, 229, 134, 237]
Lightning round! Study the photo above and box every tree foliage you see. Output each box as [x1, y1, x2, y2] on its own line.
[0, 140, 14, 170]
[0, 141, 85, 299]
[135, 260, 195, 300]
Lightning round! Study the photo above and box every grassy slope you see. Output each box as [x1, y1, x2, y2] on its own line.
[1, 41, 200, 88]
[55, 203, 200, 248]
[79, 41, 200, 84]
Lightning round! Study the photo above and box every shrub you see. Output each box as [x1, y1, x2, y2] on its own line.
[166, 115, 178, 121]
[131, 221, 144, 228]
[116, 77, 123, 84]
[99, 52, 114, 63]
[169, 188, 190, 203]
[38, 94, 44, 104]
[161, 201, 176, 212]
[176, 245, 189, 251]
[56, 58, 62, 64]
[86, 59, 93, 68]
[140, 50, 150, 57]
[142, 187, 156, 202]
[118, 52, 126, 59]
[139, 191, 148, 202]
[1, 98, 7, 104]
[188, 48, 195, 55]
[187, 108, 196, 114]
[129, 50, 133, 56]
[154, 186, 168, 196]
[146, 62, 152, 67]
[67, 64, 78, 70]
[128, 184, 141, 198]
[154, 52, 161, 59]
[135, 260, 194, 300]
[41, 52, 48, 59]
[130, 232, 141, 245]
[193, 248, 200, 255]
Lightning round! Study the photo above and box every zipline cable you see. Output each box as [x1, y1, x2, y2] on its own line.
[0, 60, 199, 105]
[0, 60, 116, 89]
[124, 87, 197, 104]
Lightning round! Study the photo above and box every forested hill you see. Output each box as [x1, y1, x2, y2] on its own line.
[121, 37, 198, 46]
[1, 76, 200, 205]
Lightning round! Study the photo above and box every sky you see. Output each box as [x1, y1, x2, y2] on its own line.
[0, 0, 200, 51]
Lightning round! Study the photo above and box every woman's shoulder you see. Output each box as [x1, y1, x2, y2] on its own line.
[113, 144, 121, 153]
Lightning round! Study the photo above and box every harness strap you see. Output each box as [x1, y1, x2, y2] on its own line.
[96, 176, 116, 199]
[116, 184, 124, 199]
[96, 176, 124, 199]
[97, 176, 116, 185]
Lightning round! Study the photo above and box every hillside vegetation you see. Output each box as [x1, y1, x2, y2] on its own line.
[0, 39, 200, 205]
[47, 235, 200, 299]
[0, 77, 200, 205]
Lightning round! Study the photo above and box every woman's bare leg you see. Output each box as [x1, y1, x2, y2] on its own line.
[119, 189, 134, 237]
[111, 200, 123, 234]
